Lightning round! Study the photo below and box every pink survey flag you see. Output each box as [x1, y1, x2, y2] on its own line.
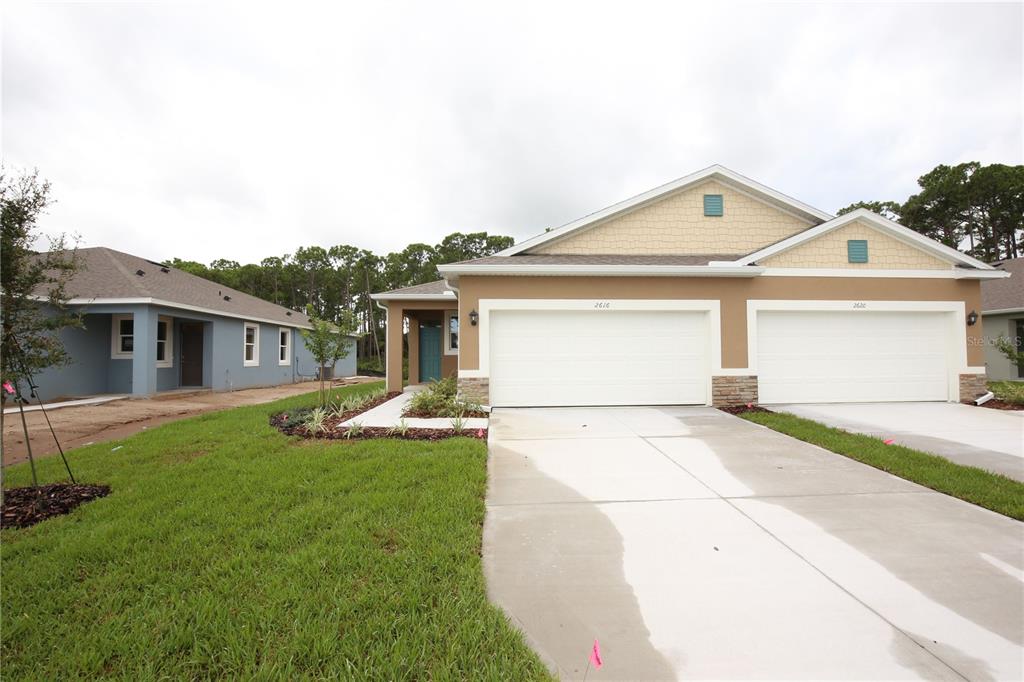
[589, 638, 603, 670]
[2, 381, 14, 395]
[883, 438, 895, 445]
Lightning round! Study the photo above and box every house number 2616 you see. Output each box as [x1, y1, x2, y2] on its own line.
[594, 302, 611, 309]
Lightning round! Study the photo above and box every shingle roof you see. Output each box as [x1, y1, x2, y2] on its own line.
[371, 279, 454, 299]
[447, 254, 742, 266]
[38, 247, 312, 327]
[982, 257, 1024, 312]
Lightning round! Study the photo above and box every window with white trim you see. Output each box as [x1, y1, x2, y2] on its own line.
[243, 322, 260, 367]
[278, 327, 291, 366]
[111, 314, 134, 358]
[444, 311, 459, 355]
[156, 316, 173, 368]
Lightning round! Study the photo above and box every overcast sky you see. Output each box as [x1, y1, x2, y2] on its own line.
[4, 1, 1022, 264]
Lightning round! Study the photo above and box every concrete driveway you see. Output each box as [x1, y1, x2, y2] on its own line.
[484, 406, 1023, 681]
[775, 402, 1024, 482]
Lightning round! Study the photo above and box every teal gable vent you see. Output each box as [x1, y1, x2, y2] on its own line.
[847, 239, 869, 263]
[703, 194, 724, 217]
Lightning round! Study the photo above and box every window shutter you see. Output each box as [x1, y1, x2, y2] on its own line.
[703, 194, 724, 217]
[847, 240, 869, 263]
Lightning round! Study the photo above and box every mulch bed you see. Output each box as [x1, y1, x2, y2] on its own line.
[717, 405, 773, 416]
[300, 426, 487, 441]
[976, 399, 1024, 411]
[1, 483, 111, 529]
[270, 392, 487, 441]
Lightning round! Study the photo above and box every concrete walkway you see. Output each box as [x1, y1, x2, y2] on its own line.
[776, 402, 1024, 482]
[485, 406, 1023, 681]
[340, 390, 488, 430]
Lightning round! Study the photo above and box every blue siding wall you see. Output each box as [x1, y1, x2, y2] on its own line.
[19, 302, 356, 399]
[26, 313, 113, 400]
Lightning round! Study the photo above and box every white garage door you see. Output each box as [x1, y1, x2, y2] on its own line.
[757, 310, 953, 404]
[489, 309, 709, 407]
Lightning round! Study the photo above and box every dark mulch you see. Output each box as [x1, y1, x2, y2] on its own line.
[2, 483, 111, 529]
[402, 407, 489, 419]
[303, 426, 487, 441]
[977, 399, 1024, 411]
[718, 404, 773, 416]
[270, 392, 401, 432]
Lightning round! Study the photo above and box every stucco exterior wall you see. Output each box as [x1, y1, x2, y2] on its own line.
[453, 275, 984, 372]
[761, 220, 953, 270]
[531, 180, 814, 256]
[384, 300, 458, 392]
[982, 311, 1023, 381]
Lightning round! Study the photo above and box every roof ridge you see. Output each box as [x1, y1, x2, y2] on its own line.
[101, 247, 153, 298]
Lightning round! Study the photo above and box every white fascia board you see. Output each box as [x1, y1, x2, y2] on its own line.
[759, 267, 1009, 280]
[436, 264, 764, 278]
[734, 209, 997, 271]
[49, 296, 314, 329]
[497, 165, 833, 256]
[982, 307, 1024, 315]
[369, 291, 456, 301]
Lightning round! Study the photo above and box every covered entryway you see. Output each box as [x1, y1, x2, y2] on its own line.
[488, 309, 709, 406]
[756, 310, 955, 404]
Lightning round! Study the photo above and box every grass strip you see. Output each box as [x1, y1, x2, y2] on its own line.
[741, 410, 1024, 521]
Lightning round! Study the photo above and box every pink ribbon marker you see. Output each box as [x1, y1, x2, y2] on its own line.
[589, 638, 603, 670]
[2, 381, 14, 395]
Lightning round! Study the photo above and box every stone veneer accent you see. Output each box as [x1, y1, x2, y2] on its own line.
[458, 377, 490, 406]
[711, 375, 759, 407]
[958, 373, 988, 403]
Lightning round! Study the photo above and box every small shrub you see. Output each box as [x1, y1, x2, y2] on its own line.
[451, 413, 466, 434]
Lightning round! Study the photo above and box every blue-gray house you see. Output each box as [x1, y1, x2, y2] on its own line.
[30, 247, 357, 400]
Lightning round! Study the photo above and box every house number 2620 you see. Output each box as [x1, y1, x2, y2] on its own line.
[594, 302, 611, 309]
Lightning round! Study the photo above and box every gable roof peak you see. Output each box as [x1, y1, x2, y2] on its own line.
[498, 165, 834, 256]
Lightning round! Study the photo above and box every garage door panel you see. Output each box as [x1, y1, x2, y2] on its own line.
[489, 309, 708, 407]
[757, 311, 951, 404]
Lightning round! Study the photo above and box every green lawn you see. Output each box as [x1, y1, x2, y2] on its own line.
[989, 380, 1024, 405]
[741, 411, 1024, 521]
[1, 381, 549, 680]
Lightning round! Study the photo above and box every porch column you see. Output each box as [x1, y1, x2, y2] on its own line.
[385, 303, 404, 393]
[131, 305, 158, 396]
[407, 313, 420, 385]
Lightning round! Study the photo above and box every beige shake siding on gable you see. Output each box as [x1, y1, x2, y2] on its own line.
[532, 181, 813, 255]
[760, 220, 953, 270]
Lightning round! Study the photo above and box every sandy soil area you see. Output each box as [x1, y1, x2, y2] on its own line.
[1, 378, 380, 467]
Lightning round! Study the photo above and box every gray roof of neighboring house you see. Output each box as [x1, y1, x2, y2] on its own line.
[982, 257, 1024, 312]
[445, 254, 741, 266]
[38, 247, 313, 327]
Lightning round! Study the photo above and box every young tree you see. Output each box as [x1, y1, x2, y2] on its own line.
[1, 168, 83, 393]
[1, 168, 83, 486]
[300, 309, 359, 406]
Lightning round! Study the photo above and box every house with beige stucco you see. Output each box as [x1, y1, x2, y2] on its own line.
[371, 165, 1008, 407]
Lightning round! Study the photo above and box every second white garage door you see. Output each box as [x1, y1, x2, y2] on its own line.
[757, 310, 953, 404]
[489, 309, 709, 407]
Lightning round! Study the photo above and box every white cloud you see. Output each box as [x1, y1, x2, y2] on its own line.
[4, 0, 1021, 263]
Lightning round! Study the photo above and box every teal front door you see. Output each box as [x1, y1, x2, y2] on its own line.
[419, 325, 442, 382]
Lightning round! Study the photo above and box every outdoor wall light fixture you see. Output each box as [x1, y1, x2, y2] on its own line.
[966, 310, 978, 326]
[469, 309, 479, 326]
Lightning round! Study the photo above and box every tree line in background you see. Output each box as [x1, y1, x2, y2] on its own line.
[168, 232, 514, 361]
[838, 162, 1024, 262]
